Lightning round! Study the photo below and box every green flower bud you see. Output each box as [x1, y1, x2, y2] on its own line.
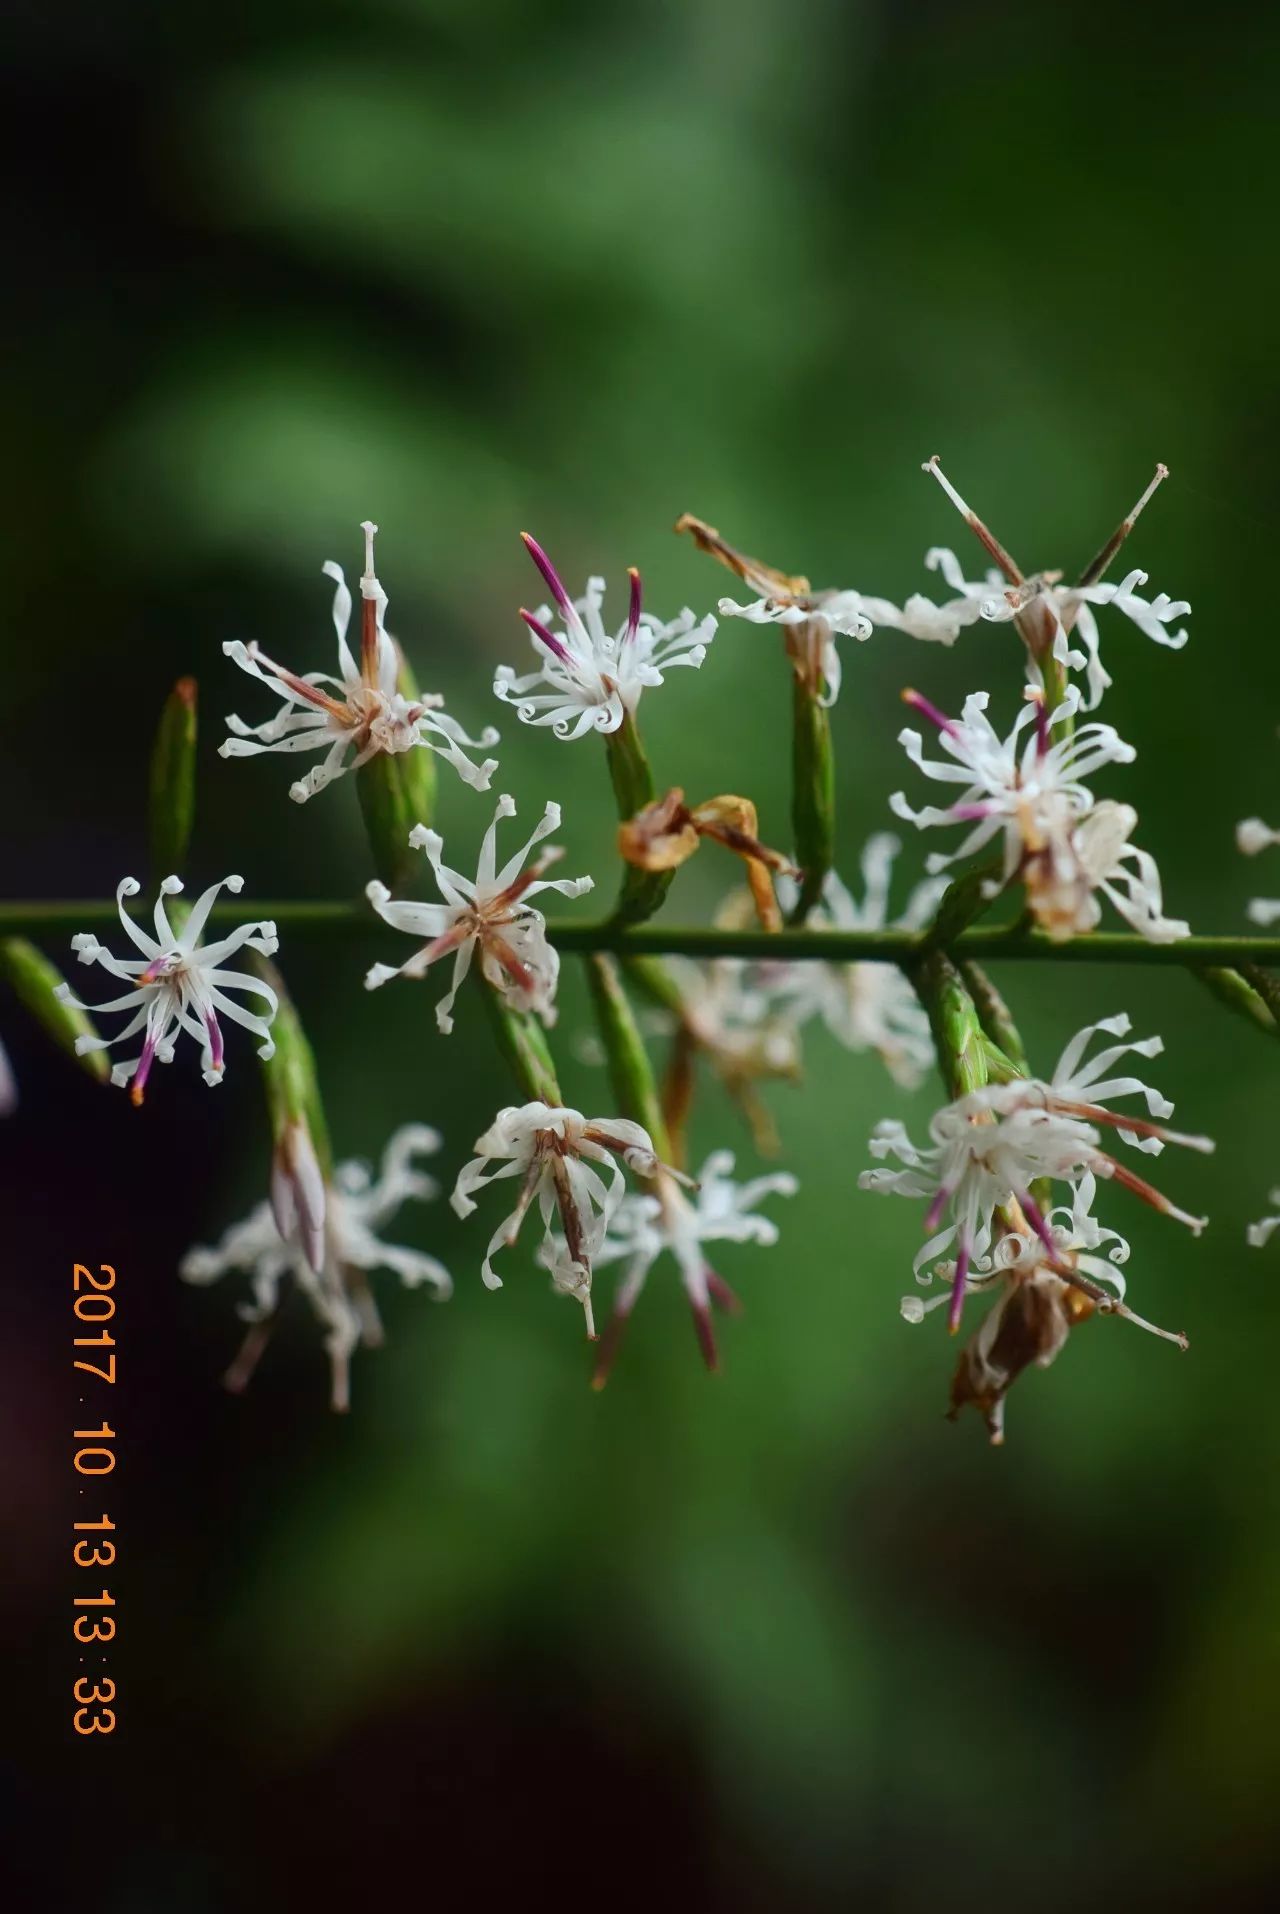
[149, 676, 198, 885]
[0, 937, 109, 1083]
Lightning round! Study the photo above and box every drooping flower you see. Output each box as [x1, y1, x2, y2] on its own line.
[220, 521, 499, 802]
[652, 951, 802, 1158]
[578, 1150, 797, 1383]
[675, 512, 872, 705]
[181, 1124, 451, 1411]
[494, 534, 716, 740]
[890, 686, 1187, 941]
[364, 795, 593, 1031]
[774, 834, 946, 1088]
[54, 876, 279, 1103]
[618, 788, 797, 930]
[861, 1013, 1212, 1333]
[923, 457, 1190, 710]
[901, 1173, 1186, 1444]
[450, 1102, 674, 1337]
[1237, 816, 1280, 926]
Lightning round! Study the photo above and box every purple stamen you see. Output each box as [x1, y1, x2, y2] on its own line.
[205, 1011, 224, 1075]
[923, 1182, 953, 1235]
[130, 1036, 156, 1107]
[136, 956, 169, 987]
[1017, 1189, 1057, 1261]
[705, 1267, 743, 1315]
[690, 1298, 719, 1372]
[902, 687, 957, 735]
[520, 532, 577, 623]
[519, 607, 573, 668]
[623, 566, 642, 646]
[947, 1239, 971, 1335]
[949, 802, 996, 822]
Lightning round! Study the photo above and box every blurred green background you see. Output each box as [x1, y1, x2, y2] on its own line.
[4, 1, 1280, 1907]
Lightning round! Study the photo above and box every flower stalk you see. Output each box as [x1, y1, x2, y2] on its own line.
[789, 671, 836, 923]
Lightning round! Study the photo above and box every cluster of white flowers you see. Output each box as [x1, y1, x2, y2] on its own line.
[45, 456, 1280, 1434]
[890, 686, 1188, 942]
[861, 1014, 1213, 1438]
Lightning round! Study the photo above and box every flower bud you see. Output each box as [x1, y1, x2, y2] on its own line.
[149, 677, 198, 886]
[0, 937, 110, 1083]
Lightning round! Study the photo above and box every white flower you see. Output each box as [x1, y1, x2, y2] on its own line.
[1237, 816, 1280, 926]
[605, 1155, 797, 1364]
[1248, 1193, 1280, 1249]
[924, 457, 1189, 711]
[861, 1012, 1212, 1332]
[494, 534, 716, 739]
[220, 521, 499, 802]
[902, 1174, 1185, 1444]
[54, 876, 279, 1102]
[364, 795, 593, 1032]
[182, 1124, 451, 1411]
[774, 834, 946, 1088]
[450, 1101, 670, 1336]
[853, 546, 994, 646]
[657, 953, 801, 1154]
[561, 1150, 797, 1382]
[673, 512, 868, 705]
[890, 686, 1185, 941]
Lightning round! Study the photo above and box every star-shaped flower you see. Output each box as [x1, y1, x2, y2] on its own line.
[55, 876, 279, 1102]
[221, 521, 499, 802]
[494, 534, 716, 739]
[364, 795, 593, 1031]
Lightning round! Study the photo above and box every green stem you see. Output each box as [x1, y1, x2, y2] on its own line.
[477, 978, 562, 1106]
[5, 901, 1280, 969]
[582, 954, 672, 1158]
[604, 711, 671, 927]
[789, 675, 834, 923]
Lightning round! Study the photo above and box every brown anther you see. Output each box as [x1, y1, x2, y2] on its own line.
[675, 513, 811, 602]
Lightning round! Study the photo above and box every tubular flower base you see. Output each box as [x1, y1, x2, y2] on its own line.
[365, 795, 593, 1031]
[450, 1102, 677, 1337]
[675, 512, 872, 705]
[862, 1013, 1212, 1344]
[55, 876, 279, 1102]
[581, 1151, 798, 1384]
[494, 533, 716, 740]
[221, 521, 499, 802]
[892, 687, 1187, 942]
[922, 457, 1190, 710]
[775, 834, 946, 1089]
[181, 1124, 452, 1411]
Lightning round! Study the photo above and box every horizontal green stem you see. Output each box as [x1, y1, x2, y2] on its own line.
[3, 899, 1280, 967]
